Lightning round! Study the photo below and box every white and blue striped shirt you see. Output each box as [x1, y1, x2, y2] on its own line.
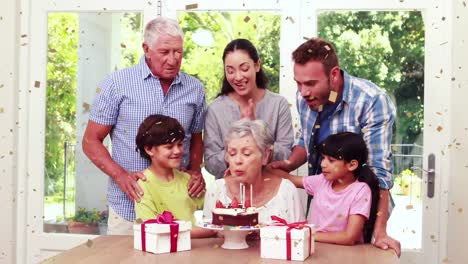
[296, 70, 396, 190]
[89, 56, 206, 221]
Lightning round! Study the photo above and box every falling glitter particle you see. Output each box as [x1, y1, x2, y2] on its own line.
[86, 239, 93, 247]
[185, 3, 198, 10]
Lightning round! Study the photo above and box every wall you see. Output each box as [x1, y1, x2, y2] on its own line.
[447, 1, 468, 263]
[0, 0, 18, 263]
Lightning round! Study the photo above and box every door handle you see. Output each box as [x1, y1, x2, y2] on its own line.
[410, 153, 435, 198]
[427, 153, 435, 198]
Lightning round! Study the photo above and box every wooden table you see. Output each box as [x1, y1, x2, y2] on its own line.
[43, 235, 399, 264]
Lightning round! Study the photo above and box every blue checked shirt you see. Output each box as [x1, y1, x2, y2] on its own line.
[296, 70, 396, 190]
[89, 56, 206, 221]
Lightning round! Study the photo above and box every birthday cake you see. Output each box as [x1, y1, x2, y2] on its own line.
[212, 199, 258, 226]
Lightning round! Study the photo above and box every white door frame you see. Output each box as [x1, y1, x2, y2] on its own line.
[17, 1, 159, 263]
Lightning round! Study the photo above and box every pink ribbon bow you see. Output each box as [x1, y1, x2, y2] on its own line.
[270, 216, 312, 260]
[141, 211, 179, 253]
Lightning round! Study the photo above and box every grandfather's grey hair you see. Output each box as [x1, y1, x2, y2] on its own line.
[224, 119, 274, 157]
[144, 17, 184, 46]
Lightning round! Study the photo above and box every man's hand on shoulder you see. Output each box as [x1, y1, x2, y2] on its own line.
[267, 159, 294, 172]
[116, 171, 146, 203]
[182, 168, 206, 198]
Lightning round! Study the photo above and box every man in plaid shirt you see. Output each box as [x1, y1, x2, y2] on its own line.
[82, 17, 206, 235]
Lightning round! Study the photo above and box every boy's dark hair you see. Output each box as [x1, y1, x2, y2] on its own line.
[218, 38, 268, 97]
[318, 132, 380, 243]
[135, 114, 185, 161]
[292, 37, 339, 75]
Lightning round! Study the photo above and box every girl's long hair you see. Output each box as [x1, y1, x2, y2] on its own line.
[318, 132, 380, 243]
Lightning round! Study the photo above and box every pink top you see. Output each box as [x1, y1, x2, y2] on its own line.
[303, 174, 371, 241]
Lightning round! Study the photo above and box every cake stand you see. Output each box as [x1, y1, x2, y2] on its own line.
[199, 223, 261, 249]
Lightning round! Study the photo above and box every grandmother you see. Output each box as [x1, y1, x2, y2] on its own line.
[203, 119, 305, 224]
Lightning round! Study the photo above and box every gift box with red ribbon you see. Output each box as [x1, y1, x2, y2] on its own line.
[260, 216, 315, 261]
[133, 211, 192, 254]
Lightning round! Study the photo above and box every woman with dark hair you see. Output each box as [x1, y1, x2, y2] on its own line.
[204, 39, 294, 179]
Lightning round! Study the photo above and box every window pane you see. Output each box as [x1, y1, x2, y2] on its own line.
[44, 12, 143, 234]
[178, 11, 280, 103]
[318, 11, 425, 249]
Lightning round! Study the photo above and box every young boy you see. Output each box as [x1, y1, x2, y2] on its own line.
[135, 114, 214, 238]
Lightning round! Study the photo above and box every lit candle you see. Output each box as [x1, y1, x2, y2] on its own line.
[250, 184, 253, 208]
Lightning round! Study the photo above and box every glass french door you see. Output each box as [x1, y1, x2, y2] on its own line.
[23, 1, 158, 263]
[302, 2, 447, 263]
[164, 0, 447, 263]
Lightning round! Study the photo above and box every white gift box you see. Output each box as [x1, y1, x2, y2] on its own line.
[133, 220, 192, 254]
[260, 224, 315, 261]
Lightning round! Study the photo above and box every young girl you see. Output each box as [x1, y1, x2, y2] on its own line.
[285, 132, 379, 245]
[134, 114, 215, 238]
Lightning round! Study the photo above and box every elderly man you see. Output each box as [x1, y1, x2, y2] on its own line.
[82, 17, 206, 235]
[270, 37, 401, 256]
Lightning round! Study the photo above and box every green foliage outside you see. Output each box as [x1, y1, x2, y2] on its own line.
[178, 12, 280, 102]
[318, 11, 424, 144]
[45, 13, 78, 197]
[45, 13, 142, 219]
[69, 207, 107, 224]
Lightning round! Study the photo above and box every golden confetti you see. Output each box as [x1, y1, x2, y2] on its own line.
[315, 125, 320, 129]
[34, 81, 40, 88]
[212, 244, 219, 248]
[243, 16, 250, 23]
[82, 102, 90, 112]
[96, 87, 101, 93]
[120, 43, 126, 48]
[328, 90, 338, 103]
[436, 126, 443, 132]
[135, 218, 143, 224]
[253, 24, 257, 30]
[86, 239, 93, 247]
[0, 107, 4, 113]
[318, 105, 323, 112]
[406, 204, 414, 210]
[406, 112, 412, 118]
[21, 34, 27, 38]
[185, 3, 198, 10]
[324, 45, 331, 51]
[376, 211, 383, 216]
[361, 128, 369, 134]
[337, 214, 344, 219]
[391, 145, 398, 152]
[458, 208, 463, 213]
[442, 258, 449, 263]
